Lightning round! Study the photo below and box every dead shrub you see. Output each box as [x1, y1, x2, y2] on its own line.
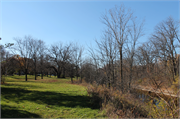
[86, 82, 149, 118]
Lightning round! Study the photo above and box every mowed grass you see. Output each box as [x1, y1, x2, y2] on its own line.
[1, 75, 106, 118]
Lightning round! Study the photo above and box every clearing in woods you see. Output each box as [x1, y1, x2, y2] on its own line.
[1, 75, 106, 118]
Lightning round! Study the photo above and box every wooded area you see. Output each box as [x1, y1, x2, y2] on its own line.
[1, 5, 179, 118]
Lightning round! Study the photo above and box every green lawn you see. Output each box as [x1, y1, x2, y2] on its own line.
[1, 75, 106, 118]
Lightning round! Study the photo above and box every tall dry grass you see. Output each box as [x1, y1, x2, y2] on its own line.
[86, 82, 149, 118]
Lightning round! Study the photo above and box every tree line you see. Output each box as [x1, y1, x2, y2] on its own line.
[1, 36, 84, 83]
[1, 5, 179, 92]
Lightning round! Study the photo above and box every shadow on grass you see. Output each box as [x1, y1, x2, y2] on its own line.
[4, 83, 44, 89]
[5, 79, 36, 83]
[1, 87, 100, 110]
[8, 76, 36, 80]
[1, 104, 41, 118]
[6, 77, 67, 83]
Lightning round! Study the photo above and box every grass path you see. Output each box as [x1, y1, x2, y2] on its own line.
[1, 75, 106, 118]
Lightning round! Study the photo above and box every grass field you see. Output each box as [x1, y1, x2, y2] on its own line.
[1, 75, 106, 118]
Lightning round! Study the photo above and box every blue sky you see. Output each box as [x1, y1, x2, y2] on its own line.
[0, 0, 179, 52]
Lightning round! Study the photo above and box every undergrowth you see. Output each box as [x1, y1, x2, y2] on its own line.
[86, 81, 180, 118]
[147, 98, 179, 118]
[86, 82, 149, 118]
[171, 75, 179, 93]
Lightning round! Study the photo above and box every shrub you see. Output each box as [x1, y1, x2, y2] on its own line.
[138, 79, 142, 84]
[171, 75, 179, 93]
[86, 82, 148, 118]
[147, 98, 179, 118]
[1, 75, 6, 84]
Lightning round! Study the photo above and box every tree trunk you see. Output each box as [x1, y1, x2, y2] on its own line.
[80, 77, 82, 83]
[71, 77, 73, 83]
[47, 72, 48, 77]
[173, 59, 177, 76]
[25, 68, 27, 81]
[41, 71, 43, 79]
[80, 71, 82, 83]
[112, 60, 115, 86]
[129, 60, 133, 90]
[120, 47, 123, 92]
[129, 67, 132, 90]
[35, 66, 37, 80]
[178, 55, 180, 76]
[62, 67, 65, 78]
[76, 66, 78, 80]
[35, 72, 37, 80]
[19, 70, 21, 76]
[35, 59, 37, 80]
[57, 73, 61, 78]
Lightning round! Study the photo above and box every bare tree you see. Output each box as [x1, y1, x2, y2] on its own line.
[28, 39, 46, 80]
[11, 36, 33, 81]
[137, 43, 156, 73]
[1, 51, 15, 83]
[49, 43, 63, 78]
[150, 17, 179, 82]
[96, 30, 118, 88]
[88, 46, 101, 84]
[79, 58, 85, 83]
[0, 45, 6, 81]
[29, 39, 39, 80]
[72, 43, 84, 81]
[49, 42, 72, 78]
[101, 5, 133, 92]
[81, 57, 99, 84]
[67, 57, 75, 83]
[125, 17, 144, 90]
[38, 40, 46, 79]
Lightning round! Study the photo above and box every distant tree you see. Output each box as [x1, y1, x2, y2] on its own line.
[67, 62, 75, 83]
[0, 46, 17, 78]
[0, 45, 6, 60]
[137, 42, 156, 73]
[0, 45, 6, 81]
[81, 58, 97, 84]
[37, 40, 46, 79]
[1, 51, 15, 83]
[29, 38, 39, 80]
[49, 42, 72, 78]
[11, 36, 33, 81]
[15, 55, 27, 75]
[5, 55, 19, 75]
[88, 46, 101, 84]
[72, 43, 84, 81]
